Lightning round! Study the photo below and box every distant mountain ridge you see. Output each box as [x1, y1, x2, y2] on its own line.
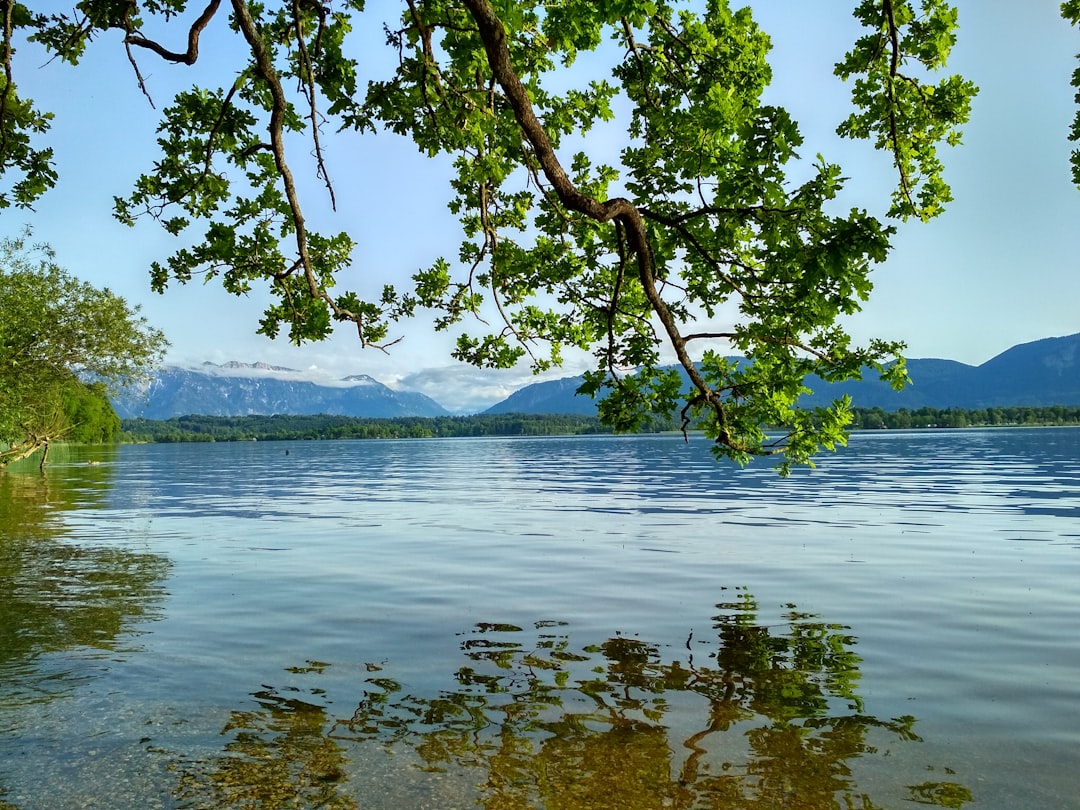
[485, 333, 1080, 415]
[113, 362, 448, 419]
[114, 334, 1080, 419]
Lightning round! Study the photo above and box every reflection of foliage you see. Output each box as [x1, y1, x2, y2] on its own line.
[171, 662, 357, 810]
[332, 595, 930, 809]
[175, 593, 971, 809]
[0, 469, 53, 538]
[709, 592, 865, 720]
[908, 778, 975, 808]
[0, 470, 170, 702]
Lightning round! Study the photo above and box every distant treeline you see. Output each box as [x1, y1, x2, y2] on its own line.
[848, 405, 1080, 429]
[120, 413, 629, 442]
[120, 406, 1080, 444]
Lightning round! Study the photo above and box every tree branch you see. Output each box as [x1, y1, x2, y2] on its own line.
[231, 3, 320, 316]
[126, 0, 222, 65]
[231, 0, 385, 347]
[290, 0, 336, 210]
[0, 1, 10, 155]
[881, 0, 917, 214]
[460, 0, 722, 423]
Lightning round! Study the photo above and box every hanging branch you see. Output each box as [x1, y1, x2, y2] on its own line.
[880, 0, 917, 215]
[230, 0, 393, 347]
[290, 0, 337, 210]
[460, 0, 732, 440]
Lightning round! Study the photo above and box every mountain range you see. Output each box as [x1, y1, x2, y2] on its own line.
[113, 333, 1080, 419]
[485, 332, 1080, 415]
[113, 361, 448, 419]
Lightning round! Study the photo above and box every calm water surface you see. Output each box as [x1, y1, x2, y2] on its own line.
[1, 429, 1079, 808]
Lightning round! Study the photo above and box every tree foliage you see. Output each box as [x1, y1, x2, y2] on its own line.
[62, 380, 123, 443]
[0, 0, 1009, 470]
[0, 233, 167, 466]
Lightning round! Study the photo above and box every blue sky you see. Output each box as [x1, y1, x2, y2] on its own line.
[4, 1, 1078, 412]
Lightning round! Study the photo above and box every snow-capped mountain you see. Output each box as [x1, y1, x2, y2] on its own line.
[113, 362, 449, 419]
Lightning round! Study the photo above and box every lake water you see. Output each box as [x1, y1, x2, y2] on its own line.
[1, 429, 1079, 809]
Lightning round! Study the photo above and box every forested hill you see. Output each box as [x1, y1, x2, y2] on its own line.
[486, 333, 1080, 415]
[119, 406, 1080, 444]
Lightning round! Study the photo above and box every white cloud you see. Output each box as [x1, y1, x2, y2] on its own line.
[397, 364, 587, 414]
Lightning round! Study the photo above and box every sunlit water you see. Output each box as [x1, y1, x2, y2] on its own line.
[1, 429, 1079, 809]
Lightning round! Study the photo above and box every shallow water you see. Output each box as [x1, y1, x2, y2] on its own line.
[1, 429, 1079, 808]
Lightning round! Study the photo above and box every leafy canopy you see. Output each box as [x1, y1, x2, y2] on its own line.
[0, 233, 168, 464]
[0, 0, 1006, 471]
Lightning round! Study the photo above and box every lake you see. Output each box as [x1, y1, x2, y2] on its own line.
[1, 428, 1079, 809]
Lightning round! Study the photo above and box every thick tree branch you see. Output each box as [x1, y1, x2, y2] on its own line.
[126, 0, 222, 65]
[231, 0, 376, 343]
[0, 435, 47, 468]
[1, 0, 15, 158]
[461, 0, 725, 424]
[405, 0, 446, 128]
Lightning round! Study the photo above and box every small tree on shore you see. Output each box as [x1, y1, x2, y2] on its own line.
[0, 233, 168, 469]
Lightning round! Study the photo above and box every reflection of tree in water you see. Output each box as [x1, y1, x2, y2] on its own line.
[172, 661, 359, 810]
[175, 590, 971, 809]
[0, 470, 171, 703]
